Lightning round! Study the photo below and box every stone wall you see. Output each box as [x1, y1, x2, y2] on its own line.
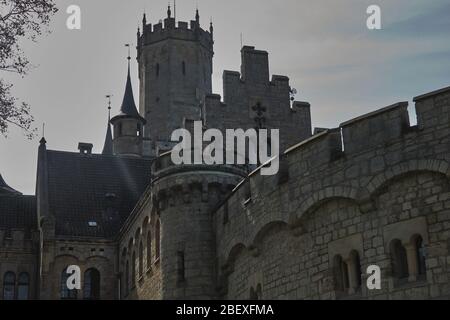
[0, 229, 38, 300]
[205, 46, 312, 153]
[214, 86, 450, 300]
[117, 188, 163, 300]
[39, 239, 117, 300]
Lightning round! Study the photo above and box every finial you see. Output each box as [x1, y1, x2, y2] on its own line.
[174, 0, 176, 20]
[40, 123, 46, 145]
[167, 3, 172, 18]
[195, 7, 199, 22]
[137, 27, 141, 38]
[106, 95, 113, 120]
[125, 43, 131, 63]
[142, 12, 147, 27]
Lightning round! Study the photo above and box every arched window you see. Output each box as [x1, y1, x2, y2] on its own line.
[131, 251, 136, 287]
[414, 235, 427, 277]
[137, 123, 142, 137]
[155, 219, 161, 260]
[349, 251, 362, 290]
[390, 239, 409, 281]
[333, 255, 349, 292]
[61, 267, 77, 300]
[125, 260, 129, 296]
[17, 273, 30, 300]
[249, 284, 262, 300]
[182, 61, 186, 75]
[3, 272, 15, 300]
[83, 268, 100, 300]
[146, 231, 152, 268]
[139, 241, 144, 277]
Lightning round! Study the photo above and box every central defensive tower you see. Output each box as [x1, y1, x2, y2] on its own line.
[137, 7, 214, 156]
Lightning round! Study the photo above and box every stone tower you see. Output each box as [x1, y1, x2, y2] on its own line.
[110, 58, 146, 157]
[137, 7, 214, 156]
[152, 153, 247, 299]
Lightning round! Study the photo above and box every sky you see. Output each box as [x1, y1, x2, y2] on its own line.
[1, 0, 450, 195]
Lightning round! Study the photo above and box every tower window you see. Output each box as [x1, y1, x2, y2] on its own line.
[182, 61, 186, 75]
[83, 268, 100, 300]
[3, 272, 15, 300]
[414, 235, 427, 277]
[156, 63, 160, 77]
[390, 239, 409, 282]
[155, 219, 161, 261]
[177, 251, 185, 283]
[17, 272, 30, 300]
[137, 124, 142, 137]
[61, 267, 77, 300]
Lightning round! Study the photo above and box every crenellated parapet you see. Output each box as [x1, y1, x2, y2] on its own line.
[137, 9, 213, 61]
[204, 46, 312, 152]
[214, 85, 450, 299]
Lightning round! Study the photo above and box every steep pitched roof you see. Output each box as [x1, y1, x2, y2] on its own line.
[45, 150, 152, 239]
[0, 195, 36, 231]
[102, 119, 113, 155]
[110, 63, 145, 124]
[0, 174, 21, 195]
[120, 65, 140, 118]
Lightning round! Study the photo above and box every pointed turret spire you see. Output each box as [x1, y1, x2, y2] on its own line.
[142, 12, 147, 28]
[167, 4, 172, 18]
[118, 44, 140, 118]
[195, 8, 200, 23]
[210, 17, 213, 38]
[0, 173, 20, 195]
[102, 95, 113, 155]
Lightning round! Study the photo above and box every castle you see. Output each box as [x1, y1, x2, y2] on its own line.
[1, 7, 450, 300]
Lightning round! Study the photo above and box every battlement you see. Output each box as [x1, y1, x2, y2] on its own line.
[138, 17, 213, 52]
[213, 86, 450, 290]
[216, 84, 450, 225]
[152, 150, 249, 183]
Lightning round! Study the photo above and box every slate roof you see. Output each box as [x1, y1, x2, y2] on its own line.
[45, 150, 152, 239]
[0, 195, 36, 231]
[0, 174, 21, 195]
[110, 63, 146, 124]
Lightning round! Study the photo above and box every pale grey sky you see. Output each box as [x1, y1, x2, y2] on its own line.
[1, 0, 450, 195]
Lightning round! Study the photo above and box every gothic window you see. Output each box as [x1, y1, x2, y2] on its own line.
[249, 284, 262, 300]
[146, 231, 152, 268]
[390, 239, 409, 281]
[182, 61, 186, 75]
[155, 219, 161, 261]
[61, 267, 77, 300]
[17, 273, 30, 300]
[333, 255, 349, 292]
[83, 268, 100, 300]
[3, 272, 15, 300]
[177, 251, 185, 283]
[349, 250, 362, 290]
[414, 235, 427, 277]
[156, 63, 160, 77]
[139, 241, 144, 277]
[125, 260, 129, 296]
[118, 123, 122, 136]
[131, 251, 136, 287]
[137, 123, 142, 137]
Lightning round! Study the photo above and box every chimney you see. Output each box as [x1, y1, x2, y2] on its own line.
[78, 143, 93, 155]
